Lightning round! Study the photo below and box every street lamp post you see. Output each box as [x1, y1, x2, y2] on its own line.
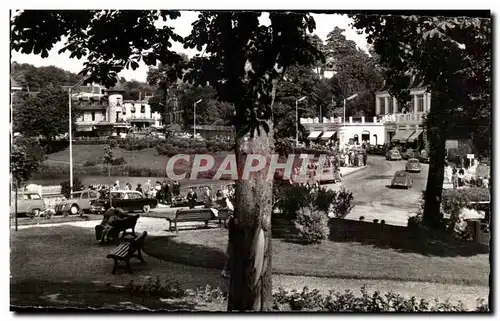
[295, 96, 307, 146]
[68, 77, 88, 194]
[193, 99, 202, 138]
[343, 93, 359, 128]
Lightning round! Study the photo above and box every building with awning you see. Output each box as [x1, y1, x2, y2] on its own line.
[320, 131, 336, 140]
[307, 131, 323, 140]
[407, 129, 424, 143]
[391, 129, 415, 143]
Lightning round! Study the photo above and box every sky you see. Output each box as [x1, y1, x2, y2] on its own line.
[10, 12, 369, 83]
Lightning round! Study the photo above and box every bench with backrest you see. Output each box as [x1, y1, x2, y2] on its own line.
[95, 214, 140, 244]
[166, 207, 233, 232]
[106, 231, 147, 274]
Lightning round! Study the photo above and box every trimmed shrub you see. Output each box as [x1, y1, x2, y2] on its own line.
[273, 285, 488, 312]
[294, 207, 330, 244]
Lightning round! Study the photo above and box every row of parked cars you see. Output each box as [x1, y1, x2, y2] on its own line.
[10, 189, 159, 219]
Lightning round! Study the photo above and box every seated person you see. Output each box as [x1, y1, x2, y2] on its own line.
[99, 207, 128, 245]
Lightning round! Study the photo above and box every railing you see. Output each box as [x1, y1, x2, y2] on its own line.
[300, 116, 380, 125]
[380, 113, 425, 124]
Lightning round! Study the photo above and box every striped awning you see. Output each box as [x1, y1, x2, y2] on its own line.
[320, 131, 336, 140]
[307, 131, 323, 140]
[408, 129, 423, 142]
[392, 130, 415, 143]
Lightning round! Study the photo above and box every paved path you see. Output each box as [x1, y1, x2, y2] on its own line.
[13, 217, 489, 310]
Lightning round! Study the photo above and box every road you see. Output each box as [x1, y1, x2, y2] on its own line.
[324, 155, 428, 226]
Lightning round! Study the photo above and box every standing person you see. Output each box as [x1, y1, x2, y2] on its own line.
[165, 181, 172, 205]
[451, 168, 459, 190]
[173, 181, 181, 197]
[186, 188, 197, 209]
[144, 179, 152, 198]
[458, 169, 465, 187]
[136, 183, 143, 194]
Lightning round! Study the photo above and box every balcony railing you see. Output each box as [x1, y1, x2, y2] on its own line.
[300, 116, 381, 125]
[379, 112, 425, 124]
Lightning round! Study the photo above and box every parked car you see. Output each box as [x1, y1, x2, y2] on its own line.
[406, 158, 422, 173]
[43, 194, 67, 216]
[419, 150, 430, 164]
[10, 192, 46, 218]
[171, 185, 209, 207]
[402, 148, 417, 160]
[54, 189, 101, 215]
[391, 171, 413, 189]
[386, 149, 402, 161]
[89, 190, 158, 214]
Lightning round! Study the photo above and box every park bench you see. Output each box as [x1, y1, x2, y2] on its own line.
[106, 231, 147, 274]
[95, 214, 140, 244]
[166, 207, 232, 233]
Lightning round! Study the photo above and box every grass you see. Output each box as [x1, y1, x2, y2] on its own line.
[10, 225, 226, 310]
[143, 218, 490, 286]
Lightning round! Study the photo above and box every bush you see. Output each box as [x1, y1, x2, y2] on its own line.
[83, 160, 97, 167]
[294, 207, 330, 244]
[327, 186, 355, 219]
[273, 286, 488, 312]
[275, 184, 314, 220]
[112, 157, 126, 166]
[60, 177, 84, 198]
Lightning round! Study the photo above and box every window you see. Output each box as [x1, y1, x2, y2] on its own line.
[81, 192, 89, 199]
[116, 98, 122, 107]
[127, 192, 141, 199]
[116, 111, 120, 121]
[417, 94, 425, 112]
[141, 105, 145, 113]
[387, 97, 394, 114]
[91, 112, 95, 121]
[379, 97, 386, 114]
[29, 194, 41, 200]
[71, 192, 81, 199]
[111, 192, 125, 199]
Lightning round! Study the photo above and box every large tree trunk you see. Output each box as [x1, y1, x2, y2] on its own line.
[228, 120, 274, 311]
[422, 93, 447, 228]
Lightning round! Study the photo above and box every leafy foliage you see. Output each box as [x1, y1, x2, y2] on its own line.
[10, 62, 81, 91]
[60, 177, 84, 198]
[294, 207, 330, 244]
[273, 286, 487, 312]
[12, 86, 77, 141]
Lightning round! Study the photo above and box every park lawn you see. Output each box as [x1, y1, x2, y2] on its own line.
[10, 225, 226, 310]
[143, 219, 490, 286]
[45, 145, 230, 173]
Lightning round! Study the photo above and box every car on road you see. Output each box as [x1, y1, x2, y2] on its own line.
[89, 190, 158, 214]
[391, 171, 413, 189]
[54, 190, 101, 216]
[405, 158, 422, 173]
[386, 149, 402, 161]
[10, 192, 46, 218]
[419, 150, 430, 164]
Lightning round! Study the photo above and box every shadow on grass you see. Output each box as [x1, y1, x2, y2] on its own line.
[144, 235, 227, 270]
[328, 218, 489, 257]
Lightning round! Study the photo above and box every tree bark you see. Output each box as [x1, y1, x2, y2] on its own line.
[422, 92, 447, 228]
[15, 180, 19, 231]
[228, 120, 274, 311]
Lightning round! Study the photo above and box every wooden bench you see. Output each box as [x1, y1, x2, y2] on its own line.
[166, 208, 233, 233]
[95, 214, 140, 244]
[106, 231, 147, 274]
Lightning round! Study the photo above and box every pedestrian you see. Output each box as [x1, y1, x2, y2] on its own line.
[186, 188, 197, 209]
[451, 168, 459, 189]
[136, 183, 143, 194]
[144, 179, 152, 198]
[458, 169, 465, 187]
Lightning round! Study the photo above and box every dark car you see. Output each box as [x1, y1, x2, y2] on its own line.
[405, 158, 422, 173]
[391, 171, 413, 189]
[89, 190, 158, 214]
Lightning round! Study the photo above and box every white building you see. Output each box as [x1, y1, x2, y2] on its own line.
[375, 86, 430, 148]
[300, 116, 386, 148]
[70, 83, 162, 136]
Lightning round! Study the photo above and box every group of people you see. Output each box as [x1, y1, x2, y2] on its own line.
[186, 185, 236, 209]
[445, 162, 490, 190]
[340, 148, 367, 168]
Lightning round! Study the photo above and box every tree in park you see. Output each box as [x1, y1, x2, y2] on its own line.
[12, 85, 78, 141]
[350, 14, 491, 227]
[11, 10, 322, 311]
[10, 136, 45, 230]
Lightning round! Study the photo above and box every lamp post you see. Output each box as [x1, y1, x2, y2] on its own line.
[193, 99, 202, 138]
[295, 96, 307, 146]
[343, 93, 359, 128]
[68, 77, 88, 194]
